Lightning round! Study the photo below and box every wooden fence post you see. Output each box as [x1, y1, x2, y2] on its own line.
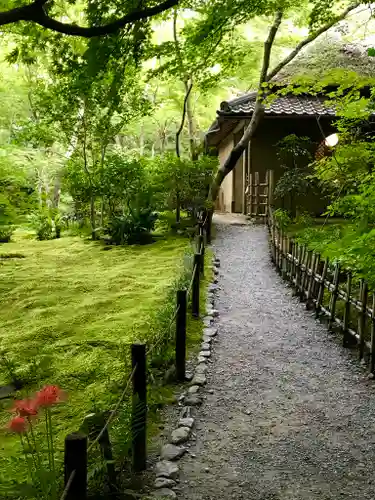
[328, 262, 340, 330]
[358, 279, 368, 361]
[192, 254, 201, 317]
[175, 290, 187, 381]
[316, 258, 329, 318]
[306, 253, 317, 310]
[343, 273, 352, 347]
[254, 172, 259, 217]
[64, 432, 88, 500]
[198, 235, 205, 276]
[268, 169, 274, 214]
[301, 250, 312, 302]
[131, 343, 147, 473]
[370, 293, 375, 373]
[313, 254, 322, 305]
[249, 173, 253, 216]
[295, 244, 302, 296]
[206, 212, 212, 245]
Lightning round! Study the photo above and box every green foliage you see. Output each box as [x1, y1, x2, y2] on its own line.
[274, 134, 315, 216]
[148, 153, 216, 215]
[105, 209, 158, 245]
[30, 209, 54, 241]
[274, 208, 292, 229]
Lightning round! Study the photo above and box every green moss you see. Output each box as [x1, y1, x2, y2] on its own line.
[0, 232, 193, 495]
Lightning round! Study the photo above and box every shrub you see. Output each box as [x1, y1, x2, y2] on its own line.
[274, 208, 291, 229]
[105, 208, 158, 245]
[0, 225, 14, 243]
[31, 210, 53, 241]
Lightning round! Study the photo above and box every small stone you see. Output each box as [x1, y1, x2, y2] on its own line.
[208, 284, 218, 293]
[203, 317, 213, 327]
[155, 460, 179, 479]
[201, 342, 210, 350]
[188, 385, 200, 394]
[184, 395, 202, 406]
[213, 268, 219, 275]
[205, 467, 210, 473]
[199, 350, 211, 358]
[190, 453, 196, 458]
[154, 477, 177, 489]
[204, 327, 218, 337]
[191, 374, 207, 386]
[196, 362, 207, 372]
[179, 417, 195, 429]
[244, 409, 251, 415]
[152, 488, 177, 498]
[214, 260, 220, 267]
[171, 426, 190, 444]
[207, 309, 219, 317]
[368, 372, 375, 380]
[185, 371, 193, 382]
[181, 406, 191, 418]
[208, 389, 214, 394]
[160, 444, 186, 461]
[203, 335, 212, 344]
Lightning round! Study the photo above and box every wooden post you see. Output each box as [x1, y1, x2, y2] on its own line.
[306, 253, 317, 310]
[268, 169, 274, 209]
[64, 432, 88, 500]
[82, 414, 116, 491]
[316, 258, 329, 318]
[249, 173, 253, 216]
[313, 254, 322, 305]
[296, 245, 304, 297]
[358, 279, 368, 361]
[254, 171, 259, 217]
[192, 253, 201, 317]
[175, 290, 187, 381]
[206, 211, 212, 245]
[370, 293, 375, 373]
[198, 235, 205, 276]
[328, 263, 340, 330]
[343, 273, 352, 347]
[131, 343, 147, 473]
[302, 250, 312, 302]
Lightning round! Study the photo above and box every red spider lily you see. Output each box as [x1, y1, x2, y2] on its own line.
[13, 399, 38, 417]
[8, 416, 28, 434]
[35, 385, 65, 408]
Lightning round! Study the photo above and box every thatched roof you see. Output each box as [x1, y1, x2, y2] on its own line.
[274, 37, 375, 82]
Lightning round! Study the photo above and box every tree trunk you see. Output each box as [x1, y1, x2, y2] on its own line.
[184, 78, 197, 161]
[90, 194, 96, 240]
[208, 2, 361, 205]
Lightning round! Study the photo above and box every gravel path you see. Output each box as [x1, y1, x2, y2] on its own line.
[177, 223, 375, 500]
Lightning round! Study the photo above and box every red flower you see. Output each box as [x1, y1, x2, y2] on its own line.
[35, 385, 65, 408]
[8, 416, 28, 434]
[13, 399, 38, 417]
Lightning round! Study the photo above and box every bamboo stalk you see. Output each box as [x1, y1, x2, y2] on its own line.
[306, 252, 317, 310]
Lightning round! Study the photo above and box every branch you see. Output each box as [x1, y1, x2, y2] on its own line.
[260, 10, 283, 85]
[0, 0, 178, 37]
[266, 2, 361, 82]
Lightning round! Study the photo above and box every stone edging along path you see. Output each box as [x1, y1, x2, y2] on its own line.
[150, 256, 221, 499]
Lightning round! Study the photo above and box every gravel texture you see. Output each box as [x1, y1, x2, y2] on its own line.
[176, 223, 375, 500]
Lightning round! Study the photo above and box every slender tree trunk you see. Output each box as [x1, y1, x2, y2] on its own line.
[184, 78, 197, 161]
[208, 2, 361, 205]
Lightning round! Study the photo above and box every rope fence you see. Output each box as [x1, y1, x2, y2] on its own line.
[60, 217, 208, 500]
